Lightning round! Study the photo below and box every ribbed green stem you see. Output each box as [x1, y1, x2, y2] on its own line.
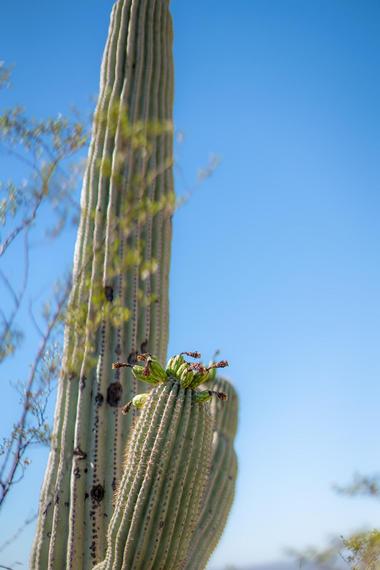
[31, 1, 174, 567]
[210, 377, 239, 440]
[186, 436, 238, 569]
[185, 377, 239, 569]
[99, 381, 212, 570]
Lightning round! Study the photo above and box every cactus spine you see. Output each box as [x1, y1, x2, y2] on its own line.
[32, 0, 174, 567]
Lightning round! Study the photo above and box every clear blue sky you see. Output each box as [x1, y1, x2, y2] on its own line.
[1, 0, 380, 568]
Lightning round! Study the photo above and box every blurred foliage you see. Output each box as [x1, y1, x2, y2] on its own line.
[291, 474, 380, 570]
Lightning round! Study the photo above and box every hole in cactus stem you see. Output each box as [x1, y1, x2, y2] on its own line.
[104, 285, 114, 302]
[95, 392, 104, 406]
[90, 484, 105, 505]
[140, 339, 149, 353]
[80, 375, 87, 391]
[107, 382, 123, 407]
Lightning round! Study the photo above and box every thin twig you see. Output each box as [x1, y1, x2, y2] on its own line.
[0, 278, 71, 509]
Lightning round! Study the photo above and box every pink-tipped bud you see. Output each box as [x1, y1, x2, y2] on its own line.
[180, 351, 202, 359]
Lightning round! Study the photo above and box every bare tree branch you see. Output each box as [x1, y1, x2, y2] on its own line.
[0, 277, 71, 509]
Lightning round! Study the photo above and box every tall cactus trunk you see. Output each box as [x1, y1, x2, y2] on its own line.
[31, 1, 174, 567]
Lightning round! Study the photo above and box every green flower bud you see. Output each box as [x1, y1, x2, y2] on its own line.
[132, 393, 150, 409]
[194, 390, 213, 404]
[166, 354, 185, 377]
[149, 357, 168, 382]
[194, 390, 228, 405]
[122, 393, 150, 414]
[132, 364, 160, 385]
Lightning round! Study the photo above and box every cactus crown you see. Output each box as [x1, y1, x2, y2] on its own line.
[113, 352, 229, 412]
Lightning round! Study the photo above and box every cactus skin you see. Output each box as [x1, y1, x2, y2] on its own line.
[31, 0, 174, 568]
[209, 377, 238, 440]
[186, 377, 239, 569]
[96, 380, 213, 570]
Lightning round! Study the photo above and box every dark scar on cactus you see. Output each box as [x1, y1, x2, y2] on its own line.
[90, 484, 105, 505]
[208, 390, 228, 401]
[107, 382, 123, 406]
[104, 285, 114, 302]
[127, 350, 139, 364]
[95, 392, 104, 406]
[79, 375, 87, 391]
[140, 339, 149, 353]
[73, 446, 87, 460]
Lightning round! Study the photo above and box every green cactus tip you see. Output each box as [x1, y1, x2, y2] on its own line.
[114, 352, 229, 412]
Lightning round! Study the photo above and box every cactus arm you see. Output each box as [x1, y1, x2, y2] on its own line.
[185, 377, 239, 569]
[99, 380, 213, 570]
[187, 440, 238, 569]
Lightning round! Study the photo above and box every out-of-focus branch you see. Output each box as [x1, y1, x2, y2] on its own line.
[334, 473, 380, 500]
[0, 512, 37, 554]
[0, 277, 71, 510]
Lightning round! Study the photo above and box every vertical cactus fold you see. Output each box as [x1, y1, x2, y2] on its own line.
[31, 0, 174, 567]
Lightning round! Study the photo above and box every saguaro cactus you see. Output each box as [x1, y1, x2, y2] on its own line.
[32, 1, 238, 569]
[32, 1, 174, 567]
